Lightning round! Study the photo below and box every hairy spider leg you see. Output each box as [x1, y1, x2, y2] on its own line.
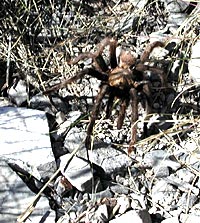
[117, 97, 130, 129]
[128, 88, 138, 153]
[138, 41, 167, 88]
[105, 90, 115, 118]
[94, 55, 108, 72]
[141, 83, 152, 139]
[44, 68, 108, 94]
[105, 87, 130, 129]
[69, 51, 108, 72]
[45, 37, 118, 95]
[69, 52, 96, 65]
[85, 84, 109, 150]
[96, 37, 118, 69]
[140, 41, 165, 63]
[136, 64, 166, 88]
[108, 39, 118, 69]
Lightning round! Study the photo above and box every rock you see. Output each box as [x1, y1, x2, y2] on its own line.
[165, 0, 188, 32]
[69, 211, 76, 221]
[176, 151, 200, 166]
[64, 126, 86, 151]
[55, 111, 82, 139]
[161, 216, 179, 223]
[93, 204, 108, 222]
[51, 96, 69, 113]
[188, 40, 200, 82]
[8, 79, 27, 106]
[30, 93, 69, 115]
[110, 209, 152, 223]
[151, 180, 180, 211]
[176, 168, 195, 183]
[130, 193, 147, 210]
[55, 111, 66, 125]
[177, 192, 197, 210]
[58, 154, 94, 192]
[0, 107, 54, 166]
[166, 174, 199, 195]
[180, 214, 200, 223]
[66, 140, 132, 176]
[110, 184, 129, 195]
[143, 150, 181, 171]
[29, 93, 55, 115]
[117, 196, 131, 214]
[190, 203, 200, 215]
[0, 106, 55, 222]
[154, 165, 170, 178]
[0, 159, 56, 223]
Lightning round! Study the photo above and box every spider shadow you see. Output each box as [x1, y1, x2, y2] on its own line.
[145, 40, 200, 143]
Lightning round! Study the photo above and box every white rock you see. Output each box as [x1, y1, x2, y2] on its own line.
[56, 111, 66, 125]
[180, 214, 200, 223]
[166, 175, 199, 195]
[151, 180, 179, 211]
[110, 210, 152, 223]
[66, 138, 132, 175]
[95, 204, 108, 222]
[188, 40, 200, 82]
[0, 107, 55, 222]
[58, 154, 93, 192]
[176, 168, 195, 183]
[0, 159, 55, 223]
[64, 126, 86, 151]
[0, 107, 54, 166]
[143, 150, 181, 171]
[117, 196, 131, 214]
[161, 216, 179, 223]
[8, 79, 27, 106]
[57, 111, 82, 137]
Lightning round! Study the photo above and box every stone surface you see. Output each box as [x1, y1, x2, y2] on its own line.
[154, 165, 170, 178]
[0, 159, 55, 223]
[0, 106, 55, 222]
[166, 174, 199, 195]
[117, 196, 131, 214]
[188, 40, 200, 82]
[110, 209, 152, 223]
[64, 126, 86, 151]
[161, 216, 179, 223]
[58, 154, 94, 192]
[66, 133, 133, 176]
[143, 150, 181, 171]
[92, 204, 108, 222]
[151, 180, 180, 211]
[180, 214, 200, 223]
[7, 79, 27, 106]
[0, 106, 54, 166]
[55, 111, 82, 139]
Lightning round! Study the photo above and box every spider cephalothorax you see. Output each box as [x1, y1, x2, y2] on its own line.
[45, 37, 166, 152]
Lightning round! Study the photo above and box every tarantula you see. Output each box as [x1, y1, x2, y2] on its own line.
[45, 38, 166, 152]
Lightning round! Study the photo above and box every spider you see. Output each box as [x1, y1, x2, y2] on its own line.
[44, 37, 166, 153]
